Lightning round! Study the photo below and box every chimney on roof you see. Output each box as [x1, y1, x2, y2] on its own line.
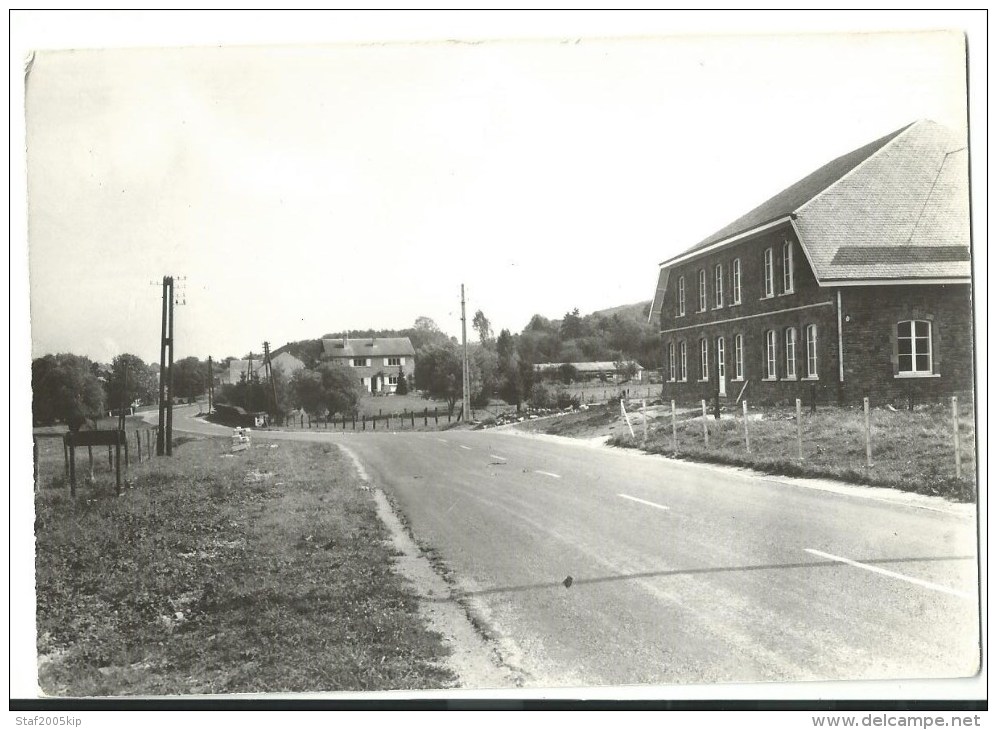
[345, 331, 349, 345]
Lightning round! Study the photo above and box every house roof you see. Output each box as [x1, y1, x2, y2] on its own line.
[322, 337, 416, 358]
[655, 120, 970, 287]
[270, 351, 305, 372]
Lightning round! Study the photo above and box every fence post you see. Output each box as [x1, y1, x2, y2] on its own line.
[641, 399, 647, 445]
[701, 399, 709, 447]
[352, 414, 356, 430]
[795, 398, 803, 460]
[952, 396, 961, 479]
[424, 407, 428, 426]
[743, 399, 750, 453]
[147, 429, 152, 460]
[435, 407, 439, 425]
[863, 396, 873, 468]
[136, 430, 142, 463]
[373, 413, 377, 430]
[124, 435, 129, 467]
[69, 443, 76, 497]
[671, 400, 677, 453]
[107, 445, 113, 469]
[300, 414, 304, 428]
[362, 414, 366, 431]
[88, 446, 94, 480]
[63, 441, 69, 479]
[115, 443, 122, 496]
[411, 410, 415, 427]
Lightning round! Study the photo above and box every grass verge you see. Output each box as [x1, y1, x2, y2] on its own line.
[608, 403, 976, 502]
[35, 437, 455, 695]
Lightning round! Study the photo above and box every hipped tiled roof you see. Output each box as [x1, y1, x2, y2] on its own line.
[322, 337, 416, 358]
[658, 120, 970, 284]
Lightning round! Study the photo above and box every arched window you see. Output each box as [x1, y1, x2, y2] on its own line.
[677, 276, 686, 317]
[698, 269, 707, 311]
[898, 320, 932, 374]
[732, 258, 742, 305]
[734, 333, 744, 380]
[765, 330, 777, 379]
[785, 327, 797, 379]
[679, 341, 688, 381]
[700, 338, 709, 380]
[764, 248, 774, 298]
[668, 342, 676, 381]
[805, 324, 818, 378]
[782, 240, 795, 293]
[714, 264, 724, 308]
[716, 336, 726, 380]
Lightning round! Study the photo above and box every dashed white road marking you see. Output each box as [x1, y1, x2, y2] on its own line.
[489, 455, 507, 461]
[804, 548, 974, 600]
[436, 438, 449, 444]
[535, 470, 562, 479]
[618, 493, 670, 511]
[459, 445, 473, 451]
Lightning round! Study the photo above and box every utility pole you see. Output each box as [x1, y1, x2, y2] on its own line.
[156, 276, 175, 455]
[263, 341, 279, 419]
[461, 284, 471, 422]
[207, 356, 214, 413]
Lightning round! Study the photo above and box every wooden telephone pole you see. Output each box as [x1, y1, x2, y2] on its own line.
[263, 341, 279, 419]
[207, 356, 214, 413]
[461, 284, 471, 422]
[156, 276, 175, 455]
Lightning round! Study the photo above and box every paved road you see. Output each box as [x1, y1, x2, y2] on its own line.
[166, 407, 980, 687]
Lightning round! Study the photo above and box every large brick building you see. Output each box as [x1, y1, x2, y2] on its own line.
[649, 120, 973, 407]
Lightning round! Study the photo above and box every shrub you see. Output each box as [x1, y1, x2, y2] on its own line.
[554, 389, 580, 409]
[530, 383, 552, 409]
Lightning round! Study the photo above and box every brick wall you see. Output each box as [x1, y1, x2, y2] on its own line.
[657, 225, 975, 407]
[660, 223, 841, 406]
[839, 284, 975, 406]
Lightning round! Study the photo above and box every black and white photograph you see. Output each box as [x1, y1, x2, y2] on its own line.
[11, 11, 986, 713]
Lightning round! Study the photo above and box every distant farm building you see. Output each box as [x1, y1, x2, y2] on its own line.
[322, 336, 416, 394]
[535, 361, 644, 383]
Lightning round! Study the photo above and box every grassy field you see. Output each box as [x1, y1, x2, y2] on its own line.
[606, 402, 977, 502]
[35, 436, 455, 695]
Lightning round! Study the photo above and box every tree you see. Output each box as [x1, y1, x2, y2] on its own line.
[560, 307, 585, 339]
[173, 356, 207, 403]
[32, 353, 106, 428]
[105, 353, 156, 410]
[290, 363, 362, 417]
[470, 344, 498, 407]
[558, 363, 579, 384]
[472, 310, 493, 346]
[414, 343, 464, 416]
[395, 366, 409, 395]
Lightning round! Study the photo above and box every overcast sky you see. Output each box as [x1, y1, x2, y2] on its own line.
[24, 26, 968, 365]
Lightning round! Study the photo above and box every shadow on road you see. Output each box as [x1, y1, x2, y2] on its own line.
[429, 555, 975, 600]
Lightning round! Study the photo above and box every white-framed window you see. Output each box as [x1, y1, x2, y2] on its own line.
[732, 258, 742, 305]
[699, 338, 709, 380]
[677, 276, 686, 317]
[386, 357, 402, 366]
[679, 341, 687, 381]
[806, 324, 818, 378]
[388, 375, 399, 385]
[765, 330, 777, 379]
[782, 240, 795, 293]
[668, 342, 676, 381]
[734, 333, 744, 379]
[714, 264, 724, 307]
[785, 327, 797, 379]
[898, 320, 932, 374]
[716, 336, 726, 381]
[764, 248, 774, 297]
[698, 269, 707, 311]
[352, 357, 369, 367]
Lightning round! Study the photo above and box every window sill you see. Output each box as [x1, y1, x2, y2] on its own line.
[761, 377, 778, 382]
[778, 291, 795, 297]
[698, 378, 709, 383]
[894, 373, 941, 379]
[801, 376, 820, 381]
[781, 377, 799, 382]
[731, 377, 744, 383]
